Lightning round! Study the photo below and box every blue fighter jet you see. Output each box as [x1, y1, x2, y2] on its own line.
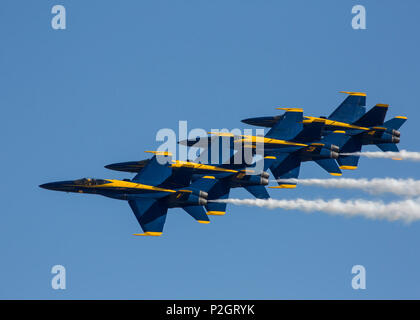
[40, 151, 217, 236]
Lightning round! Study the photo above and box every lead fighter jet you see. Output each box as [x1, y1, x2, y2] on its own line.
[39, 151, 217, 236]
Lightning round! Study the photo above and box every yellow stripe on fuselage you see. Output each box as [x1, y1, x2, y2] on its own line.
[84, 179, 176, 193]
[237, 135, 307, 147]
[303, 116, 369, 131]
[171, 160, 237, 173]
[208, 132, 307, 147]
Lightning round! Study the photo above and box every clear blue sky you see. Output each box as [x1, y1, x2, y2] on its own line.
[1, 0, 420, 299]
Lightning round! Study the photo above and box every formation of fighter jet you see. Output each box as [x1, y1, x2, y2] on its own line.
[40, 92, 407, 235]
[242, 92, 407, 171]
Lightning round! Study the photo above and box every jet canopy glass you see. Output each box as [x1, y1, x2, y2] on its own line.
[73, 178, 110, 186]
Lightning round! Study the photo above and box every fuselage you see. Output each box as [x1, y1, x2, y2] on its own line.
[40, 178, 209, 206]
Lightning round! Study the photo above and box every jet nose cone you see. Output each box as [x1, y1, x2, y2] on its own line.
[39, 181, 68, 191]
[241, 118, 257, 126]
[39, 182, 54, 190]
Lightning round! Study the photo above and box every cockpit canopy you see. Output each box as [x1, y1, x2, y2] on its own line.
[73, 178, 110, 186]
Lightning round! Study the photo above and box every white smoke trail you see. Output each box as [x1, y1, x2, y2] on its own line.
[274, 178, 420, 197]
[213, 198, 420, 223]
[342, 150, 420, 161]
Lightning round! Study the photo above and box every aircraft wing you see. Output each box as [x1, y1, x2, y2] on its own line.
[129, 198, 168, 236]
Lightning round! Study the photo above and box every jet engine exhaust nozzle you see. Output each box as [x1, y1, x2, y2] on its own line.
[330, 151, 339, 159]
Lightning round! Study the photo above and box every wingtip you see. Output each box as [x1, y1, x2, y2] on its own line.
[339, 166, 357, 170]
[133, 232, 163, 236]
[269, 184, 297, 189]
[206, 211, 226, 216]
[339, 91, 366, 97]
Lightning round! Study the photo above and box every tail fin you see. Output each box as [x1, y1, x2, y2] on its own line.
[248, 155, 277, 173]
[292, 118, 325, 143]
[198, 135, 235, 166]
[314, 158, 342, 176]
[265, 109, 303, 140]
[353, 104, 389, 127]
[263, 156, 277, 171]
[328, 92, 366, 123]
[321, 130, 350, 148]
[382, 116, 407, 131]
[131, 152, 173, 185]
[186, 176, 218, 194]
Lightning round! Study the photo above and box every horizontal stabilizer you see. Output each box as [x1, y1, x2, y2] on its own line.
[206, 181, 231, 215]
[244, 185, 270, 199]
[183, 206, 210, 223]
[314, 158, 342, 176]
[337, 155, 360, 170]
[337, 137, 363, 169]
[270, 154, 301, 186]
[376, 143, 400, 153]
